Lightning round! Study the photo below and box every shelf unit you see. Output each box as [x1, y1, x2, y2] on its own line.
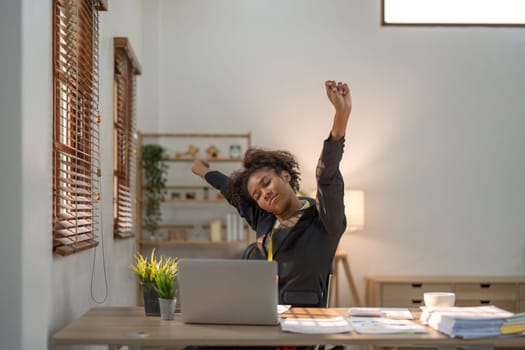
[135, 132, 254, 306]
[136, 132, 253, 251]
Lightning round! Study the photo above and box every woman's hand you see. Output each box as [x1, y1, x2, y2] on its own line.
[325, 80, 352, 140]
[325, 80, 351, 115]
[192, 159, 211, 178]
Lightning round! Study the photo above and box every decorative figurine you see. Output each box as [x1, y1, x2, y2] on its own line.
[175, 144, 199, 159]
[205, 145, 220, 159]
[169, 228, 186, 241]
[229, 144, 242, 159]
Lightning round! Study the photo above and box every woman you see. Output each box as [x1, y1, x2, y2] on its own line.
[192, 80, 351, 307]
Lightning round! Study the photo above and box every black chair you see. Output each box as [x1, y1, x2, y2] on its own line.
[241, 242, 259, 260]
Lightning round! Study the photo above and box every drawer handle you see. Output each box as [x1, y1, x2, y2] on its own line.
[480, 300, 491, 304]
[411, 283, 422, 288]
[480, 283, 491, 288]
[411, 299, 422, 304]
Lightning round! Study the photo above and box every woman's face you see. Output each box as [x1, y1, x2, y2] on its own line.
[246, 168, 295, 215]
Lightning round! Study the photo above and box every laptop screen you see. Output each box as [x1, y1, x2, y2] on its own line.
[178, 258, 279, 325]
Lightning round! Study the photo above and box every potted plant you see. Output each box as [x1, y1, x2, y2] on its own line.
[141, 144, 168, 236]
[130, 249, 177, 316]
[154, 263, 178, 320]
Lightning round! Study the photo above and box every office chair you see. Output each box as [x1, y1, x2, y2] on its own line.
[241, 242, 260, 260]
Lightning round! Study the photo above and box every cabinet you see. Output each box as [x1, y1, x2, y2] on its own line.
[366, 275, 525, 313]
[136, 132, 255, 259]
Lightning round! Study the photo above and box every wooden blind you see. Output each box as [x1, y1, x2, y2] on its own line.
[52, 0, 106, 256]
[113, 37, 141, 239]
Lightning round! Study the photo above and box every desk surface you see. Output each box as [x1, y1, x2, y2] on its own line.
[53, 307, 525, 347]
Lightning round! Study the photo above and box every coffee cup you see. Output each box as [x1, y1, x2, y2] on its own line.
[424, 292, 455, 308]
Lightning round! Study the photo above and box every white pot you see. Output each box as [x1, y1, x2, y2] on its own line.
[158, 297, 177, 320]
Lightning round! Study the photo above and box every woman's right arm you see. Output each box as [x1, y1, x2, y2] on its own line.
[192, 159, 264, 229]
[326, 80, 351, 141]
[192, 159, 233, 201]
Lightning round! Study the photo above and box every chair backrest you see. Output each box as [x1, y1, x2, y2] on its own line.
[322, 273, 333, 307]
[241, 242, 261, 260]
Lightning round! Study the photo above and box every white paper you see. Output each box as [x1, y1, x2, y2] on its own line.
[349, 307, 414, 320]
[277, 304, 291, 314]
[280, 316, 353, 334]
[350, 317, 428, 334]
[420, 305, 514, 339]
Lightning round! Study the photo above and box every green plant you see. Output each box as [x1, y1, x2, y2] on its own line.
[154, 267, 177, 299]
[141, 144, 168, 233]
[130, 248, 178, 285]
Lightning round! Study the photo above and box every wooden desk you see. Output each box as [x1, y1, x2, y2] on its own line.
[53, 307, 525, 349]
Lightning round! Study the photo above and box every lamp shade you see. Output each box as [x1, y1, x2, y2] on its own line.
[344, 189, 365, 232]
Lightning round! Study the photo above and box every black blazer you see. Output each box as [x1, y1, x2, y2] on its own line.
[205, 136, 347, 306]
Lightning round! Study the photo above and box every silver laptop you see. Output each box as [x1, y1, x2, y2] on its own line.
[178, 258, 279, 325]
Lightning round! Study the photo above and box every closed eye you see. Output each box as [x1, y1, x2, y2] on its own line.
[251, 175, 271, 201]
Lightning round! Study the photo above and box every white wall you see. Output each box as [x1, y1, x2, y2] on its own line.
[0, 0, 144, 349]
[0, 0, 23, 348]
[146, 0, 525, 305]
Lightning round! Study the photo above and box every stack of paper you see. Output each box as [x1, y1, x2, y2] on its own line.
[280, 316, 353, 334]
[420, 305, 514, 339]
[500, 312, 525, 335]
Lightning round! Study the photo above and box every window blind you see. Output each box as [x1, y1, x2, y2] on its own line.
[52, 0, 107, 256]
[113, 37, 142, 239]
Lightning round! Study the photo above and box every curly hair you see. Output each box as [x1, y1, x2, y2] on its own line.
[227, 147, 301, 209]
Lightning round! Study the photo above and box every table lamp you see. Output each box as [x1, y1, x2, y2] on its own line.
[344, 189, 365, 232]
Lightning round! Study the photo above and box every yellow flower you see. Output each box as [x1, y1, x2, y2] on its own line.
[130, 248, 178, 284]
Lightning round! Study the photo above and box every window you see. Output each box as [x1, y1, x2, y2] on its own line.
[52, 0, 107, 256]
[383, 0, 525, 26]
[113, 37, 142, 239]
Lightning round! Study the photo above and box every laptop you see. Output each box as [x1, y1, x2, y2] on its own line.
[178, 258, 279, 325]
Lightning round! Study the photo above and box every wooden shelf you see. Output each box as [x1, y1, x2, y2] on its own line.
[164, 185, 212, 190]
[163, 157, 242, 162]
[136, 131, 252, 306]
[142, 223, 249, 230]
[139, 239, 249, 246]
[162, 199, 226, 203]
[141, 133, 250, 138]
[143, 224, 195, 229]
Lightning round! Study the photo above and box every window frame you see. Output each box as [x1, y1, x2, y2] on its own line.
[382, 0, 525, 27]
[113, 37, 142, 239]
[52, 0, 107, 256]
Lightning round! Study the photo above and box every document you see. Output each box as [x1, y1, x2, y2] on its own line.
[350, 317, 428, 334]
[420, 305, 514, 339]
[278, 304, 292, 314]
[501, 312, 525, 335]
[349, 307, 414, 320]
[280, 316, 353, 334]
